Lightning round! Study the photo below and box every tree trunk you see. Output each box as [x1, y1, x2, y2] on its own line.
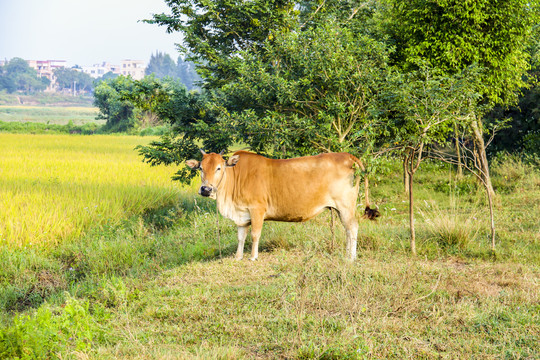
[408, 170, 416, 256]
[455, 123, 463, 178]
[403, 156, 410, 194]
[470, 119, 495, 199]
[483, 179, 496, 253]
[470, 118, 497, 252]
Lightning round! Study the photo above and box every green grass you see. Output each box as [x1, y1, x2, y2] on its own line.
[0, 151, 539, 359]
[0, 106, 101, 126]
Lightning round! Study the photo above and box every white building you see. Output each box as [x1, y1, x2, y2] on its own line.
[81, 62, 121, 78]
[119, 59, 145, 80]
[81, 60, 145, 80]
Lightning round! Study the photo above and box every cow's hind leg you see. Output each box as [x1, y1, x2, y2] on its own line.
[236, 225, 249, 260]
[335, 206, 359, 261]
[249, 209, 265, 261]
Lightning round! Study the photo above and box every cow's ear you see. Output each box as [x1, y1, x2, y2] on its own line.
[186, 159, 200, 170]
[226, 155, 240, 167]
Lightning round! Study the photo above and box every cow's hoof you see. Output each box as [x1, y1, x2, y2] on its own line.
[249, 257, 258, 261]
[235, 256, 243, 260]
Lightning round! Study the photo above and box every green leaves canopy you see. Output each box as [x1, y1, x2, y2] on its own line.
[382, 0, 539, 107]
[223, 21, 389, 157]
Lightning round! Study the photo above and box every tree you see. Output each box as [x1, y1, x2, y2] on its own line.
[145, 52, 177, 78]
[146, 0, 297, 89]
[0, 58, 48, 93]
[378, 0, 540, 252]
[129, 78, 231, 182]
[380, 0, 539, 199]
[53, 68, 94, 93]
[385, 64, 479, 255]
[93, 76, 139, 132]
[176, 56, 200, 90]
[222, 20, 388, 157]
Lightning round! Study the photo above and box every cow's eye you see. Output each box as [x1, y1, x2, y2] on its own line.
[216, 166, 221, 172]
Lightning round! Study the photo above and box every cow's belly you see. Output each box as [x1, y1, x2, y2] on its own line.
[265, 204, 328, 222]
[218, 201, 251, 226]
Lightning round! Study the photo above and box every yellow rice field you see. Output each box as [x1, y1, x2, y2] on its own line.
[0, 134, 181, 247]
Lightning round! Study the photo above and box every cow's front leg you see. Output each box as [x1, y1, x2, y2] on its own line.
[249, 210, 265, 261]
[236, 225, 248, 260]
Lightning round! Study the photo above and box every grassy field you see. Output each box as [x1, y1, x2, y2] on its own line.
[0, 134, 180, 247]
[0, 106, 101, 126]
[0, 134, 538, 359]
[0, 91, 94, 107]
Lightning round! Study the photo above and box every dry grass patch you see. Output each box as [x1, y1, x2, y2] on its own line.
[88, 251, 539, 359]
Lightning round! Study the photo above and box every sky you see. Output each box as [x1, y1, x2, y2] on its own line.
[0, 0, 181, 67]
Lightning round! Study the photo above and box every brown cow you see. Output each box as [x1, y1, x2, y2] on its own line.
[186, 150, 378, 261]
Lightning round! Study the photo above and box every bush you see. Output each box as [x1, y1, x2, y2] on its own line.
[139, 125, 170, 136]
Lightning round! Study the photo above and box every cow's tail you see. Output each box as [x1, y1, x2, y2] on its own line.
[351, 155, 380, 220]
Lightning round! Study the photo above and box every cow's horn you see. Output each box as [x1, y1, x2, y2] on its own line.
[199, 149, 207, 155]
[219, 149, 226, 155]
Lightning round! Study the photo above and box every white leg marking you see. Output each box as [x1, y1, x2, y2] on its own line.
[236, 226, 248, 260]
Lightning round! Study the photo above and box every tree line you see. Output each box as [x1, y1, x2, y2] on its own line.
[0, 53, 199, 94]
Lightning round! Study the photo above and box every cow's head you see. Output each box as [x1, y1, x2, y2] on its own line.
[186, 150, 240, 199]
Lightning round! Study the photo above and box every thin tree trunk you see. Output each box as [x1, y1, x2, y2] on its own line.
[455, 123, 463, 178]
[484, 180, 496, 253]
[403, 156, 410, 194]
[471, 119, 495, 199]
[409, 170, 416, 256]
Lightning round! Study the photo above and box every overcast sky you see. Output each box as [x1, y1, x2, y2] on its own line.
[0, 0, 181, 66]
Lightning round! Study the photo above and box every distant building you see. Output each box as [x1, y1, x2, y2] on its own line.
[81, 59, 145, 80]
[119, 59, 145, 80]
[26, 60, 67, 91]
[81, 62, 121, 78]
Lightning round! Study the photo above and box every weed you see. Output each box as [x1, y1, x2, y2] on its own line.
[419, 199, 481, 251]
[0, 294, 101, 359]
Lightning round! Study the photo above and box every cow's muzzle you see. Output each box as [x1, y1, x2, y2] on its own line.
[199, 185, 213, 197]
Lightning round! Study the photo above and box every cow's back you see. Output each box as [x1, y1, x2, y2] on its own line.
[227, 151, 357, 222]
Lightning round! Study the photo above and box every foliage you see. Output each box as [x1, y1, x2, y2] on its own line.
[381, 0, 539, 108]
[486, 82, 540, 153]
[138, 1, 394, 182]
[147, 0, 297, 88]
[383, 63, 480, 254]
[385, 64, 479, 149]
[93, 76, 140, 132]
[144, 51, 201, 90]
[176, 56, 201, 90]
[222, 20, 389, 158]
[128, 78, 229, 182]
[0, 58, 49, 93]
